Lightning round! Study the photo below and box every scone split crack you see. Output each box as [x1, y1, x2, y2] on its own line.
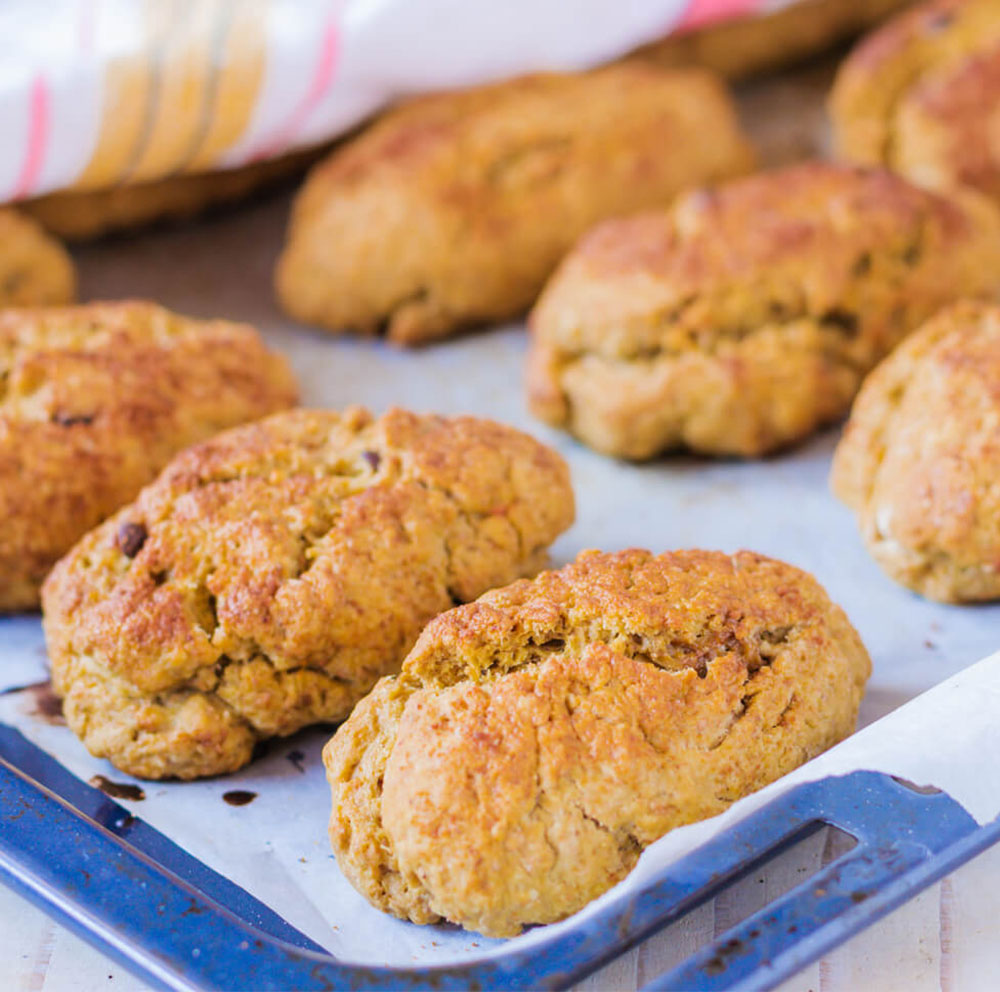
[527, 161, 1000, 459]
[324, 548, 870, 938]
[42, 406, 574, 780]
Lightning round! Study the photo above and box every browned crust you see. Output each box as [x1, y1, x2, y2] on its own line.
[830, 0, 1000, 201]
[526, 161, 1000, 459]
[635, 0, 910, 80]
[1, 300, 297, 610]
[0, 209, 76, 307]
[275, 62, 753, 345]
[42, 407, 574, 779]
[21, 147, 322, 241]
[324, 548, 870, 937]
[832, 299, 1000, 602]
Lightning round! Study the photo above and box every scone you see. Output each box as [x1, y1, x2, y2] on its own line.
[830, 0, 1000, 204]
[42, 407, 574, 780]
[636, 0, 909, 81]
[22, 149, 321, 241]
[324, 548, 870, 938]
[527, 162, 1000, 459]
[832, 300, 1000, 602]
[0, 209, 75, 306]
[1, 301, 297, 610]
[275, 62, 754, 345]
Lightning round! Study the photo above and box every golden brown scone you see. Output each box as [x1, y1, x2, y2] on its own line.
[527, 162, 1000, 459]
[832, 300, 1000, 603]
[22, 148, 322, 241]
[324, 548, 870, 938]
[830, 0, 1000, 204]
[275, 62, 754, 345]
[1, 301, 297, 611]
[635, 0, 909, 80]
[42, 407, 574, 780]
[0, 209, 75, 306]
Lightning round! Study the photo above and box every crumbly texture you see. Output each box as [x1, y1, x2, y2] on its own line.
[0, 209, 76, 306]
[635, 0, 908, 80]
[22, 149, 321, 241]
[527, 161, 1000, 459]
[42, 407, 574, 780]
[832, 300, 1000, 602]
[324, 548, 870, 938]
[275, 62, 753, 345]
[1, 301, 298, 611]
[830, 0, 1000, 203]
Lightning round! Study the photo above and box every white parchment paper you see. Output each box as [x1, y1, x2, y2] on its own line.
[1, 190, 999, 968]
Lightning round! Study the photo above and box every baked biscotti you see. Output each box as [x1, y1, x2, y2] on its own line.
[832, 300, 1000, 603]
[830, 0, 1000, 204]
[1, 301, 297, 611]
[324, 548, 870, 938]
[0, 209, 75, 307]
[275, 62, 754, 345]
[42, 407, 574, 780]
[527, 162, 1000, 459]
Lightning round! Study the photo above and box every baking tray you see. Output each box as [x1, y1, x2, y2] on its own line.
[3, 60, 1000, 989]
[5, 722, 1000, 991]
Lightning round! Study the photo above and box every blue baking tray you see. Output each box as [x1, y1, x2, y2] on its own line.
[3, 722, 999, 992]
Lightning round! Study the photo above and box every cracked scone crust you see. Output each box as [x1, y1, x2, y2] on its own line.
[527, 161, 1000, 459]
[324, 548, 870, 937]
[275, 62, 753, 345]
[0, 209, 75, 307]
[42, 407, 574, 780]
[830, 0, 1000, 204]
[832, 300, 1000, 602]
[1, 301, 297, 611]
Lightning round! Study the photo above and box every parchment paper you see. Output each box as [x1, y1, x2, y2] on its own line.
[2, 64, 1000, 969]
